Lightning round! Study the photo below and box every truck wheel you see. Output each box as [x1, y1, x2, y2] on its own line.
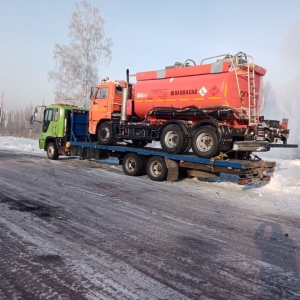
[97, 121, 114, 145]
[192, 126, 219, 158]
[160, 124, 187, 154]
[47, 142, 59, 160]
[146, 156, 167, 181]
[122, 153, 144, 176]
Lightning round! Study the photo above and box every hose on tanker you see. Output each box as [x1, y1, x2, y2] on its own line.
[146, 105, 245, 123]
[147, 105, 219, 122]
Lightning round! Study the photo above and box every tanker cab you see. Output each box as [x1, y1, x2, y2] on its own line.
[89, 80, 127, 134]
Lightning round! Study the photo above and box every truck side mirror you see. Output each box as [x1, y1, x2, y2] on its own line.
[32, 106, 46, 123]
[29, 115, 34, 125]
[90, 87, 96, 103]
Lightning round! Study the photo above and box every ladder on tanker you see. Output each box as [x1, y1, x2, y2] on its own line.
[232, 53, 257, 125]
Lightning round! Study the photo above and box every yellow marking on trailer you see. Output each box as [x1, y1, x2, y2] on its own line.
[225, 100, 230, 106]
[193, 97, 204, 101]
[145, 100, 154, 102]
[179, 98, 189, 101]
[154, 99, 165, 102]
[166, 99, 177, 102]
[135, 100, 143, 103]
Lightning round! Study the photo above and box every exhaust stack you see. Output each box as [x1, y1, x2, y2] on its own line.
[121, 87, 128, 122]
[121, 69, 130, 122]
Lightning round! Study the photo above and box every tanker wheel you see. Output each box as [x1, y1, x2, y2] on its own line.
[160, 124, 187, 154]
[122, 153, 144, 176]
[191, 126, 219, 158]
[47, 142, 59, 160]
[146, 156, 167, 181]
[97, 121, 114, 145]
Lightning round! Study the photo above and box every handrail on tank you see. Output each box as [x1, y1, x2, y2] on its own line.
[200, 52, 249, 66]
[200, 54, 230, 65]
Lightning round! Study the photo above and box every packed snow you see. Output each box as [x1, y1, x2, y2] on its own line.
[0, 136, 300, 197]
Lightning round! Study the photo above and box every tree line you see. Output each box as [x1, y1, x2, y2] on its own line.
[0, 104, 40, 139]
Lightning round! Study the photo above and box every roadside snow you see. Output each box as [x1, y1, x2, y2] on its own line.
[0, 136, 44, 156]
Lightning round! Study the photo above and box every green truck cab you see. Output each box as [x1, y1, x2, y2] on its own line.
[34, 104, 88, 159]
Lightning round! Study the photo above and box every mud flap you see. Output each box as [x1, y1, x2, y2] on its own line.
[165, 158, 179, 182]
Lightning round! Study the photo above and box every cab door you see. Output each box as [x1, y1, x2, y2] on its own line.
[42, 108, 53, 133]
[42, 107, 60, 135]
[95, 87, 109, 114]
[39, 107, 59, 149]
[89, 86, 110, 134]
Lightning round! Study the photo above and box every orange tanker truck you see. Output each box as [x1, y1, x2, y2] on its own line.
[89, 51, 295, 158]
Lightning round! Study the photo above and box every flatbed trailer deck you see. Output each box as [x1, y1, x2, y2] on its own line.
[67, 110, 275, 184]
[70, 141, 275, 184]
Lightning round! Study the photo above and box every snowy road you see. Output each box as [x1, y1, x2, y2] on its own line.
[0, 149, 299, 299]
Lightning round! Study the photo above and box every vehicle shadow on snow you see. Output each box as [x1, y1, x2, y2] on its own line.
[254, 222, 299, 299]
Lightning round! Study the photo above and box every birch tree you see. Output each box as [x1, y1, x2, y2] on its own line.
[48, 0, 112, 107]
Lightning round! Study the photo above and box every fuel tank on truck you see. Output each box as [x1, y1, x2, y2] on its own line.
[133, 54, 266, 122]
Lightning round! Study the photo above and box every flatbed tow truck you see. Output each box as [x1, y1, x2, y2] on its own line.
[36, 106, 277, 185]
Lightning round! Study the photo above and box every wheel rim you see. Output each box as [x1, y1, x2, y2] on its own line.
[195, 133, 213, 152]
[127, 158, 136, 172]
[149, 161, 162, 177]
[48, 146, 54, 156]
[164, 131, 179, 149]
[100, 127, 110, 141]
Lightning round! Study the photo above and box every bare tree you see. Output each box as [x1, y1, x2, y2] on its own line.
[48, 0, 112, 107]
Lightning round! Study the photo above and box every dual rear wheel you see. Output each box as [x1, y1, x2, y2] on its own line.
[160, 124, 219, 158]
[191, 126, 219, 158]
[98, 121, 220, 159]
[122, 153, 167, 181]
[160, 124, 189, 154]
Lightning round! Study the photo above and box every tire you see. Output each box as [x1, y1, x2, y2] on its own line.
[97, 121, 114, 145]
[191, 126, 219, 158]
[160, 124, 187, 154]
[122, 153, 144, 176]
[47, 142, 59, 160]
[146, 156, 167, 181]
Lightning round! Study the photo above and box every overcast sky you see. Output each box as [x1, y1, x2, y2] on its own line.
[1, 0, 300, 112]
